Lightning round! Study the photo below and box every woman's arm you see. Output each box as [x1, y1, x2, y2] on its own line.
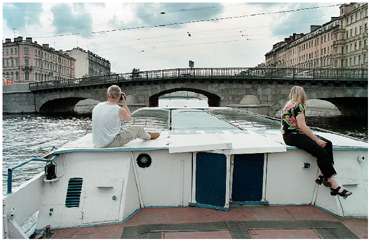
[296, 113, 326, 147]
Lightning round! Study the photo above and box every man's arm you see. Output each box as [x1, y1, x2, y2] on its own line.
[119, 100, 132, 122]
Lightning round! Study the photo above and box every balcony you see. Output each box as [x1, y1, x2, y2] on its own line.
[21, 65, 33, 71]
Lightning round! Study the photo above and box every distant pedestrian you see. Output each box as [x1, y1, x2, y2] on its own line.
[92, 85, 160, 148]
[281, 86, 352, 198]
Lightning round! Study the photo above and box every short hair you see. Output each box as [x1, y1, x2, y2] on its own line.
[289, 85, 307, 105]
[107, 85, 121, 99]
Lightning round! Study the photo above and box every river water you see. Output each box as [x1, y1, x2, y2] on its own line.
[2, 106, 367, 193]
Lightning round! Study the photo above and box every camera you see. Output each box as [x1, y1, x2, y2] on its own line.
[120, 92, 126, 101]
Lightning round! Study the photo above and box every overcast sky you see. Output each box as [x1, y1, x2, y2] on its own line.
[2, 2, 339, 73]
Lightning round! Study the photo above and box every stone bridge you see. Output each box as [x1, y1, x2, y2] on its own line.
[22, 67, 368, 117]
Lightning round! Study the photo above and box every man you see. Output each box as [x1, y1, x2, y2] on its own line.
[92, 85, 160, 148]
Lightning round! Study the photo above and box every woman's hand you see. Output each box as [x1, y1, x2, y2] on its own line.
[316, 139, 327, 148]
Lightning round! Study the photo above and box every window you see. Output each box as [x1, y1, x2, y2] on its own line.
[15, 71, 19, 80]
[25, 71, 29, 81]
[25, 58, 29, 66]
[24, 46, 29, 55]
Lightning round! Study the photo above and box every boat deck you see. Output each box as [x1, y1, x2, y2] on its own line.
[51, 205, 367, 239]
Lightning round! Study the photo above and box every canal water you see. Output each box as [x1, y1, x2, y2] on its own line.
[2, 105, 367, 193]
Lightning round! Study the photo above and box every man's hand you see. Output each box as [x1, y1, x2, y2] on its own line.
[118, 93, 127, 107]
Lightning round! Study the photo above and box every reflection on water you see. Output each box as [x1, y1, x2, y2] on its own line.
[3, 106, 367, 193]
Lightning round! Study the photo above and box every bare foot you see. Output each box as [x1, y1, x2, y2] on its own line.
[148, 132, 160, 140]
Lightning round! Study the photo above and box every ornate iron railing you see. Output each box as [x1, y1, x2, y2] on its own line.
[29, 67, 368, 91]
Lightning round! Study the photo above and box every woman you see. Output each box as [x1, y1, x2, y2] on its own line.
[281, 86, 352, 198]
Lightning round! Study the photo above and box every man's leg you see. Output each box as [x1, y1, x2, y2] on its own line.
[126, 126, 151, 140]
[107, 126, 151, 147]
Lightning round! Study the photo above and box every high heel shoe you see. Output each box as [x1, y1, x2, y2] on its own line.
[315, 175, 331, 187]
[330, 186, 352, 199]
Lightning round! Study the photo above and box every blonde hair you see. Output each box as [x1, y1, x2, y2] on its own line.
[107, 85, 122, 99]
[289, 86, 307, 105]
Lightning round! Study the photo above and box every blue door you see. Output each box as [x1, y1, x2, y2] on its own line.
[232, 154, 264, 202]
[196, 152, 226, 208]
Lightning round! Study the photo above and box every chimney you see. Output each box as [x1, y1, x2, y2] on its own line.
[5, 38, 11, 43]
[26, 37, 32, 43]
[42, 44, 49, 48]
[14, 36, 23, 42]
[310, 25, 320, 32]
[331, 17, 339, 22]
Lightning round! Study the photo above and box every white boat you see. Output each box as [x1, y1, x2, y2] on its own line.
[3, 107, 368, 238]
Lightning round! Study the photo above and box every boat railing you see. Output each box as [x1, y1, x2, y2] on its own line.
[6, 155, 57, 194]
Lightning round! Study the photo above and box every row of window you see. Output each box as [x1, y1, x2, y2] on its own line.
[3, 45, 73, 66]
[280, 52, 368, 68]
[346, 23, 368, 38]
[343, 7, 368, 26]
[3, 71, 73, 82]
[3, 47, 18, 56]
[343, 39, 367, 53]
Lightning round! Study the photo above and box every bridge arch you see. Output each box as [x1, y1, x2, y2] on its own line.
[39, 97, 87, 114]
[149, 88, 221, 107]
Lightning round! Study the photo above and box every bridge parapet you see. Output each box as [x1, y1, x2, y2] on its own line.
[29, 68, 368, 92]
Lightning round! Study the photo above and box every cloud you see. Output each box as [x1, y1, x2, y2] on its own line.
[51, 4, 92, 37]
[134, 3, 224, 28]
[3, 3, 43, 30]
[271, 3, 334, 37]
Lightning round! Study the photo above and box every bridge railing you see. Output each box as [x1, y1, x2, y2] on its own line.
[29, 68, 367, 91]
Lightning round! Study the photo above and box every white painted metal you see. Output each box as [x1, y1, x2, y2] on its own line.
[315, 150, 368, 217]
[262, 154, 268, 201]
[225, 154, 231, 208]
[224, 133, 286, 154]
[191, 153, 196, 204]
[169, 133, 231, 153]
[132, 150, 192, 207]
[4, 172, 44, 229]
[3, 107, 368, 238]
[130, 152, 144, 208]
[266, 150, 320, 205]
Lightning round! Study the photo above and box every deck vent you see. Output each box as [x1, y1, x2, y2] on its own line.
[65, 178, 83, 208]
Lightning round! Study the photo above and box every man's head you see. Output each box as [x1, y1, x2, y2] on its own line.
[107, 85, 122, 102]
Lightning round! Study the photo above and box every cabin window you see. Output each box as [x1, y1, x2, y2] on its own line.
[65, 177, 83, 208]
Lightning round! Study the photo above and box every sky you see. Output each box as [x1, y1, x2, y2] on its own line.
[2, 2, 339, 73]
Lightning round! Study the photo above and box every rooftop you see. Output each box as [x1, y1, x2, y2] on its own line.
[51, 205, 367, 239]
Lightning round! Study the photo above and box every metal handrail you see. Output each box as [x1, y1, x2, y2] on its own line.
[6, 155, 57, 194]
[28, 67, 368, 91]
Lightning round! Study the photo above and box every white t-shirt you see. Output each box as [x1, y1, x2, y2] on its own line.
[92, 102, 121, 147]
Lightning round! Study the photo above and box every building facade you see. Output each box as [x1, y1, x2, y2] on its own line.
[265, 3, 368, 68]
[65, 47, 110, 78]
[2, 37, 75, 83]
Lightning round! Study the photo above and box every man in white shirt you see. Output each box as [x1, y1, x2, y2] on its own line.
[92, 85, 160, 148]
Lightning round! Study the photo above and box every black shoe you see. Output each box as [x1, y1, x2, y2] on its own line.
[330, 186, 352, 199]
[315, 175, 331, 187]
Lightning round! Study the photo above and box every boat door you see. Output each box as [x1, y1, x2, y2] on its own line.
[195, 152, 228, 209]
[82, 177, 124, 224]
[232, 154, 264, 203]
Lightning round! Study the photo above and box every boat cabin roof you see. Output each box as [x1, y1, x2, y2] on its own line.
[54, 129, 367, 155]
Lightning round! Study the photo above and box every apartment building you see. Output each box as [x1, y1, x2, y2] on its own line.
[2, 36, 75, 83]
[265, 3, 368, 68]
[65, 47, 110, 78]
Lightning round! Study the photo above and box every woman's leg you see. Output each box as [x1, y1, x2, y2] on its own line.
[283, 133, 337, 179]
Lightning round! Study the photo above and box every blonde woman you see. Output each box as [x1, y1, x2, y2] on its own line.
[281, 86, 352, 198]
